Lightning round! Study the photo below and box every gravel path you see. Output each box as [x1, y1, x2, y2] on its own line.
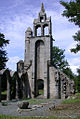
[0, 99, 62, 117]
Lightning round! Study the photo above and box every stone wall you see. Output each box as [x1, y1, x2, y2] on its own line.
[0, 66, 75, 101]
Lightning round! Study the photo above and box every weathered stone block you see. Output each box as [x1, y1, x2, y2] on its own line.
[17, 102, 29, 109]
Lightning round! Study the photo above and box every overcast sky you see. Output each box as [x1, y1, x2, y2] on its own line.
[0, 0, 80, 74]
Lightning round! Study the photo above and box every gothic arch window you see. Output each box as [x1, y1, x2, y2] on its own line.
[44, 24, 49, 36]
[35, 40, 44, 46]
[36, 25, 41, 36]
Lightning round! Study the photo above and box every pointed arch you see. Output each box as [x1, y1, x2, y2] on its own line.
[21, 72, 31, 99]
[2, 69, 11, 101]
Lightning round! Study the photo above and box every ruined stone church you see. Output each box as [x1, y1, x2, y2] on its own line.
[0, 3, 74, 101]
[17, 3, 74, 99]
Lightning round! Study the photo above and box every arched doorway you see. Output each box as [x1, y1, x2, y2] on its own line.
[21, 72, 31, 99]
[1, 69, 11, 100]
[11, 72, 20, 99]
[37, 79, 44, 96]
[1, 71, 7, 100]
[35, 40, 44, 96]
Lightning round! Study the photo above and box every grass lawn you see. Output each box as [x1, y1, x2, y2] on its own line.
[1, 90, 7, 100]
[49, 93, 80, 117]
[76, 93, 80, 96]
[1, 91, 7, 95]
[23, 98, 52, 105]
[39, 90, 44, 95]
[0, 115, 80, 119]
[62, 93, 80, 104]
[62, 98, 80, 104]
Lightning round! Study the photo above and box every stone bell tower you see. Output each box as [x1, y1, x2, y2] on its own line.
[24, 3, 53, 98]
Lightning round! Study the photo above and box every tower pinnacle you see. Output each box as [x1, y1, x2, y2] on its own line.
[41, 3, 45, 12]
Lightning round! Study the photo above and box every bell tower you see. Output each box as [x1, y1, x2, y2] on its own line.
[33, 3, 52, 37]
[24, 3, 53, 98]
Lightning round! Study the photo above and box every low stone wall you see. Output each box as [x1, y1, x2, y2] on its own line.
[49, 66, 75, 99]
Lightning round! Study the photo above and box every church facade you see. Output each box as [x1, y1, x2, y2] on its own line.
[17, 3, 75, 99]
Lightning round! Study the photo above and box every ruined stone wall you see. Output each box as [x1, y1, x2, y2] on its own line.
[49, 66, 59, 98]
[0, 66, 75, 101]
[49, 66, 75, 99]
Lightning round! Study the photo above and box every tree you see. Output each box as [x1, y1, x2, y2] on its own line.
[63, 67, 75, 80]
[52, 46, 69, 70]
[76, 68, 80, 92]
[0, 33, 9, 70]
[60, 0, 80, 53]
[71, 31, 80, 53]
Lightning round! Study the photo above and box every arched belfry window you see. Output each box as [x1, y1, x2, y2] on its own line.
[44, 24, 49, 36]
[40, 17, 44, 22]
[36, 25, 41, 36]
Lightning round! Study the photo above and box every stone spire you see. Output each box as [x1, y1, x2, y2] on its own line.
[41, 3, 45, 12]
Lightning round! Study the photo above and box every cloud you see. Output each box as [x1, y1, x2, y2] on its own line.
[69, 58, 80, 66]
[0, 3, 38, 71]
[46, 9, 79, 49]
[6, 56, 21, 71]
[68, 57, 80, 74]
[1, 14, 35, 56]
[70, 66, 79, 74]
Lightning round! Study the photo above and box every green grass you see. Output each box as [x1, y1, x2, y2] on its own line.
[0, 115, 80, 119]
[39, 90, 44, 95]
[25, 99, 44, 104]
[76, 93, 80, 96]
[1, 90, 7, 95]
[23, 98, 52, 105]
[62, 98, 80, 104]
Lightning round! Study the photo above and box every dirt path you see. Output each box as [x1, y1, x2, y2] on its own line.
[0, 98, 80, 117]
[49, 102, 80, 118]
[0, 99, 62, 117]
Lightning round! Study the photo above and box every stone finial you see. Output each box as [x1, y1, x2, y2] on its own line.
[26, 27, 32, 32]
[25, 27, 33, 38]
[41, 3, 45, 12]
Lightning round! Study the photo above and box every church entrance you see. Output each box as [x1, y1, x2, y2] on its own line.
[37, 79, 44, 96]
[35, 40, 44, 96]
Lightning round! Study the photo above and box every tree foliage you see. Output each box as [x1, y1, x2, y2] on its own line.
[52, 46, 69, 70]
[60, 0, 80, 53]
[63, 67, 75, 80]
[76, 68, 80, 92]
[60, 0, 80, 26]
[71, 31, 80, 53]
[0, 33, 9, 70]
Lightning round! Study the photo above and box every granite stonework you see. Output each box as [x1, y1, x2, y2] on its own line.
[0, 3, 75, 101]
[17, 3, 75, 99]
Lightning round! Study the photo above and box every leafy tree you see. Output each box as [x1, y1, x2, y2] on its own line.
[60, 0, 80, 53]
[0, 33, 9, 70]
[71, 31, 80, 53]
[63, 67, 75, 80]
[52, 46, 69, 70]
[76, 68, 80, 92]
